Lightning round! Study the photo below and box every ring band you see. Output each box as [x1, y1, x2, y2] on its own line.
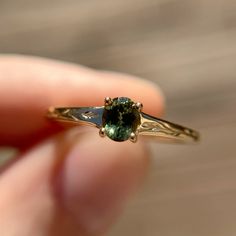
[47, 97, 199, 143]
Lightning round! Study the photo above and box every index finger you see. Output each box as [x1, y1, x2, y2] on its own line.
[0, 55, 164, 147]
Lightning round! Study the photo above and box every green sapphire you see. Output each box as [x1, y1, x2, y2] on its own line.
[102, 97, 141, 142]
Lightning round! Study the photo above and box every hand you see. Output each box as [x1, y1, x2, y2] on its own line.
[0, 55, 164, 236]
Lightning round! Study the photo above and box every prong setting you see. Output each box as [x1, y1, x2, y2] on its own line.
[48, 96, 200, 144]
[129, 132, 138, 143]
[132, 102, 143, 112]
[102, 97, 141, 142]
[104, 97, 112, 106]
[99, 127, 106, 137]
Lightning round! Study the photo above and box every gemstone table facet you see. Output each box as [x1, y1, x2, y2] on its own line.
[102, 97, 141, 141]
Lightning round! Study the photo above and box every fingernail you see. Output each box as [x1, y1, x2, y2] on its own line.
[56, 129, 148, 235]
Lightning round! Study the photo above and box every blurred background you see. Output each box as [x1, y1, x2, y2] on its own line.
[0, 0, 236, 235]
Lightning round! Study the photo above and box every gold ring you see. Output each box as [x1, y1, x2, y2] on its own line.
[47, 97, 200, 143]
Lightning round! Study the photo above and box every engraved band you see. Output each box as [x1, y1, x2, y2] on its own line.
[48, 106, 199, 143]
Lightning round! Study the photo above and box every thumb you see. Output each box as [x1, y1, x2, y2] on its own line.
[0, 128, 149, 236]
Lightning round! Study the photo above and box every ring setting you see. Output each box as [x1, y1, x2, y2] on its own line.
[48, 97, 199, 143]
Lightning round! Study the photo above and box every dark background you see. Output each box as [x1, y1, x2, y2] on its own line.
[0, 0, 236, 235]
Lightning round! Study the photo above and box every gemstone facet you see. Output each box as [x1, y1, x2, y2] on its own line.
[102, 97, 141, 142]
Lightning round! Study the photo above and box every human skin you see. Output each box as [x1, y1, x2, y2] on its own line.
[0, 55, 164, 236]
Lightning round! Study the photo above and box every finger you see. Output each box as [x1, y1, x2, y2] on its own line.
[0, 55, 164, 147]
[0, 128, 149, 236]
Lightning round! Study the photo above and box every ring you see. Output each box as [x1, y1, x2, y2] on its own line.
[47, 97, 200, 143]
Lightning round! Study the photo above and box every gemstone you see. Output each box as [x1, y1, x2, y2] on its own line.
[102, 97, 141, 142]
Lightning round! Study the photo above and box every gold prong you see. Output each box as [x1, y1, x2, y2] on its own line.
[132, 102, 143, 112]
[129, 132, 138, 143]
[104, 97, 112, 106]
[99, 127, 106, 137]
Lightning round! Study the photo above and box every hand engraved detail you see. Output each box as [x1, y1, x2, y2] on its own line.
[81, 111, 99, 120]
[139, 113, 199, 142]
[139, 120, 182, 137]
[48, 107, 199, 142]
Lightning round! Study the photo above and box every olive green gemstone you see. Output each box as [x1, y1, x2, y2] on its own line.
[102, 97, 141, 142]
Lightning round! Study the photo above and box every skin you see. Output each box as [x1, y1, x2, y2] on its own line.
[0, 55, 164, 236]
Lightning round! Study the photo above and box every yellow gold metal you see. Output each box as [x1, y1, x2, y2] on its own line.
[47, 98, 200, 143]
[129, 132, 138, 143]
[132, 102, 143, 112]
[104, 97, 112, 106]
[139, 113, 199, 143]
[99, 127, 106, 137]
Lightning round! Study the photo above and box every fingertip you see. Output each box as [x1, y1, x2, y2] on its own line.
[57, 130, 149, 235]
[0, 54, 165, 147]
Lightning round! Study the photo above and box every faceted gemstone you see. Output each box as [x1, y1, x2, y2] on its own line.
[102, 97, 141, 141]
